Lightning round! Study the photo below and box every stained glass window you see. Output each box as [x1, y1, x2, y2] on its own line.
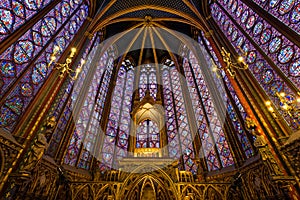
[0, 0, 89, 132]
[139, 64, 157, 100]
[162, 60, 197, 173]
[197, 36, 254, 159]
[99, 61, 135, 171]
[253, 0, 300, 34]
[211, 1, 299, 130]
[64, 46, 115, 168]
[47, 33, 101, 158]
[136, 119, 160, 148]
[0, 0, 54, 42]
[182, 50, 235, 170]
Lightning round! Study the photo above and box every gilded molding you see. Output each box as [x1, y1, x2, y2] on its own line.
[204, 30, 214, 38]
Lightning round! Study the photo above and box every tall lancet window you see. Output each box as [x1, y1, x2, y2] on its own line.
[47, 33, 101, 158]
[197, 35, 254, 159]
[64, 46, 116, 169]
[0, 0, 90, 131]
[100, 61, 135, 171]
[183, 51, 234, 170]
[0, 0, 54, 42]
[162, 60, 197, 173]
[211, 0, 300, 130]
[136, 119, 160, 148]
[139, 64, 157, 100]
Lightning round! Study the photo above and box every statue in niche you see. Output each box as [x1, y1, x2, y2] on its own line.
[20, 117, 56, 173]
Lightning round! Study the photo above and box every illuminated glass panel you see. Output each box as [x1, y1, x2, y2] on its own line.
[100, 62, 135, 171]
[48, 33, 103, 159]
[139, 64, 157, 100]
[136, 120, 160, 148]
[0, 1, 84, 96]
[64, 46, 114, 167]
[0, 0, 54, 42]
[211, 2, 299, 130]
[253, 0, 300, 34]
[136, 120, 148, 148]
[185, 51, 234, 168]
[162, 67, 181, 160]
[103, 66, 127, 169]
[0, 1, 89, 131]
[114, 67, 134, 166]
[198, 36, 254, 158]
[139, 67, 147, 99]
[182, 58, 220, 171]
[162, 63, 197, 173]
[216, 1, 299, 89]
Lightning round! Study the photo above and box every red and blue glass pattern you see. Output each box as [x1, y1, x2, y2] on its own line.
[162, 67, 182, 160]
[136, 120, 149, 148]
[64, 47, 114, 168]
[211, 2, 299, 130]
[217, 0, 300, 88]
[100, 64, 135, 171]
[139, 64, 157, 100]
[47, 34, 100, 158]
[0, 1, 88, 131]
[162, 64, 197, 173]
[252, 0, 300, 34]
[198, 37, 254, 158]
[101, 66, 126, 169]
[139, 67, 147, 99]
[1, 0, 84, 97]
[114, 68, 134, 167]
[0, 0, 53, 42]
[136, 120, 160, 148]
[186, 51, 234, 169]
[183, 58, 220, 171]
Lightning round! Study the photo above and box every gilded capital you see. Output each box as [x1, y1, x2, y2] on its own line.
[84, 31, 94, 39]
[204, 30, 214, 38]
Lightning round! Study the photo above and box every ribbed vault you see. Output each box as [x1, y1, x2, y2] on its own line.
[88, 0, 210, 35]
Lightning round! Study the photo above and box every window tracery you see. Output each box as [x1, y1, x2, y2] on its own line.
[99, 61, 134, 170]
[139, 64, 157, 100]
[136, 119, 160, 148]
[211, 1, 300, 129]
[0, 0, 89, 131]
[64, 46, 115, 169]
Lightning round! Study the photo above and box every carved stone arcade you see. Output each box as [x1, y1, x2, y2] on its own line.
[0, 129, 294, 200]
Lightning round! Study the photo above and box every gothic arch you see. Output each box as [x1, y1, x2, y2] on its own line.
[72, 183, 117, 200]
[246, 165, 282, 199]
[95, 185, 116, 200]
[181, 184, 203, 200]
[121, 174, 177, 200]
[72, 184, 94, 200]
[204, 186, 223, 200]
[119, 164, 179, 199]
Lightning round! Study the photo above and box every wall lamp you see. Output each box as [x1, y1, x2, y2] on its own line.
[213, 47, 248, 77]
[48, 46, 85, 80]
[265, 92, 300, 129]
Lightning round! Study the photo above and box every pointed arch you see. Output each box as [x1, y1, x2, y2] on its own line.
[204, 186, 223, 200]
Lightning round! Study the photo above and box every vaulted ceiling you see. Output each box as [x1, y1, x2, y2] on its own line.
[87, 0, 211, 66]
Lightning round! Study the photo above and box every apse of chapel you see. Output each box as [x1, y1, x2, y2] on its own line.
[0, 0, 300, 199]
